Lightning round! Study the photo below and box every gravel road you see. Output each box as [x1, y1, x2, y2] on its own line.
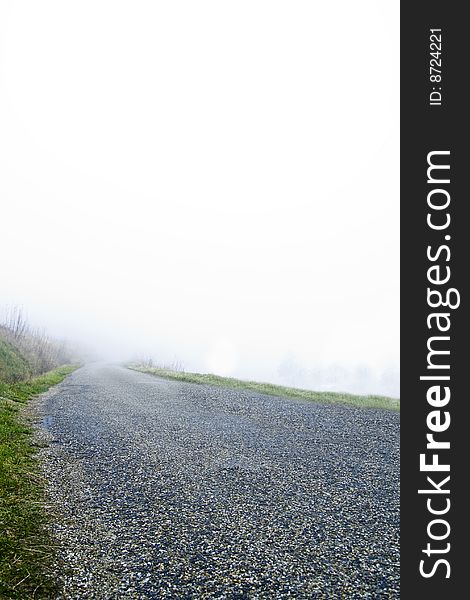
[36, 364, 399, 599]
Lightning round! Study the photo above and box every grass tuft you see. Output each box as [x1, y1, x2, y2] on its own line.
[129, 366, 399, 411]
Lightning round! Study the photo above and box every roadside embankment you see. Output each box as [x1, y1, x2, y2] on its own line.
[129, 364, 400, 411]
[0, 313, 79, 598]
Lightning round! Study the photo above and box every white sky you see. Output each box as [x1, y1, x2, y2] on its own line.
[0, 1, 399, 395]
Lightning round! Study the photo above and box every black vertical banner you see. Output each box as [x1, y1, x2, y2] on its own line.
[401, 2, 467, 598]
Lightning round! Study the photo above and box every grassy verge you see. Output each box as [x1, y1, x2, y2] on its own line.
[0, 365, 78, 599]
[129, 366, 400, 411]
[0, 338, 33, 384]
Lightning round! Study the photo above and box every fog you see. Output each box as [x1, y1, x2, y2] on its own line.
[0, 1, 399, 397]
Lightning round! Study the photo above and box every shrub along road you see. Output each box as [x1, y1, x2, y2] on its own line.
[37, 364, 399, 598]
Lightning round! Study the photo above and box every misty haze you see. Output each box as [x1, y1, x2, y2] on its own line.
[1, 2, 399, 597]
[0, 2, 399, 396]
[0, 1, 398, 398]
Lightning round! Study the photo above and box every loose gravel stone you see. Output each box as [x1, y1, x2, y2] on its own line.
[34, 364, 399, 599]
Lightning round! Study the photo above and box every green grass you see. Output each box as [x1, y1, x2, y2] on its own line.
[0, 338, 32, 384]
[0, 365, 78, 599]
[129, 366, 400, 411]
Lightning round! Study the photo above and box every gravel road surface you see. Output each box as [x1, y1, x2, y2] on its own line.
[36, 364, 399, 599]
